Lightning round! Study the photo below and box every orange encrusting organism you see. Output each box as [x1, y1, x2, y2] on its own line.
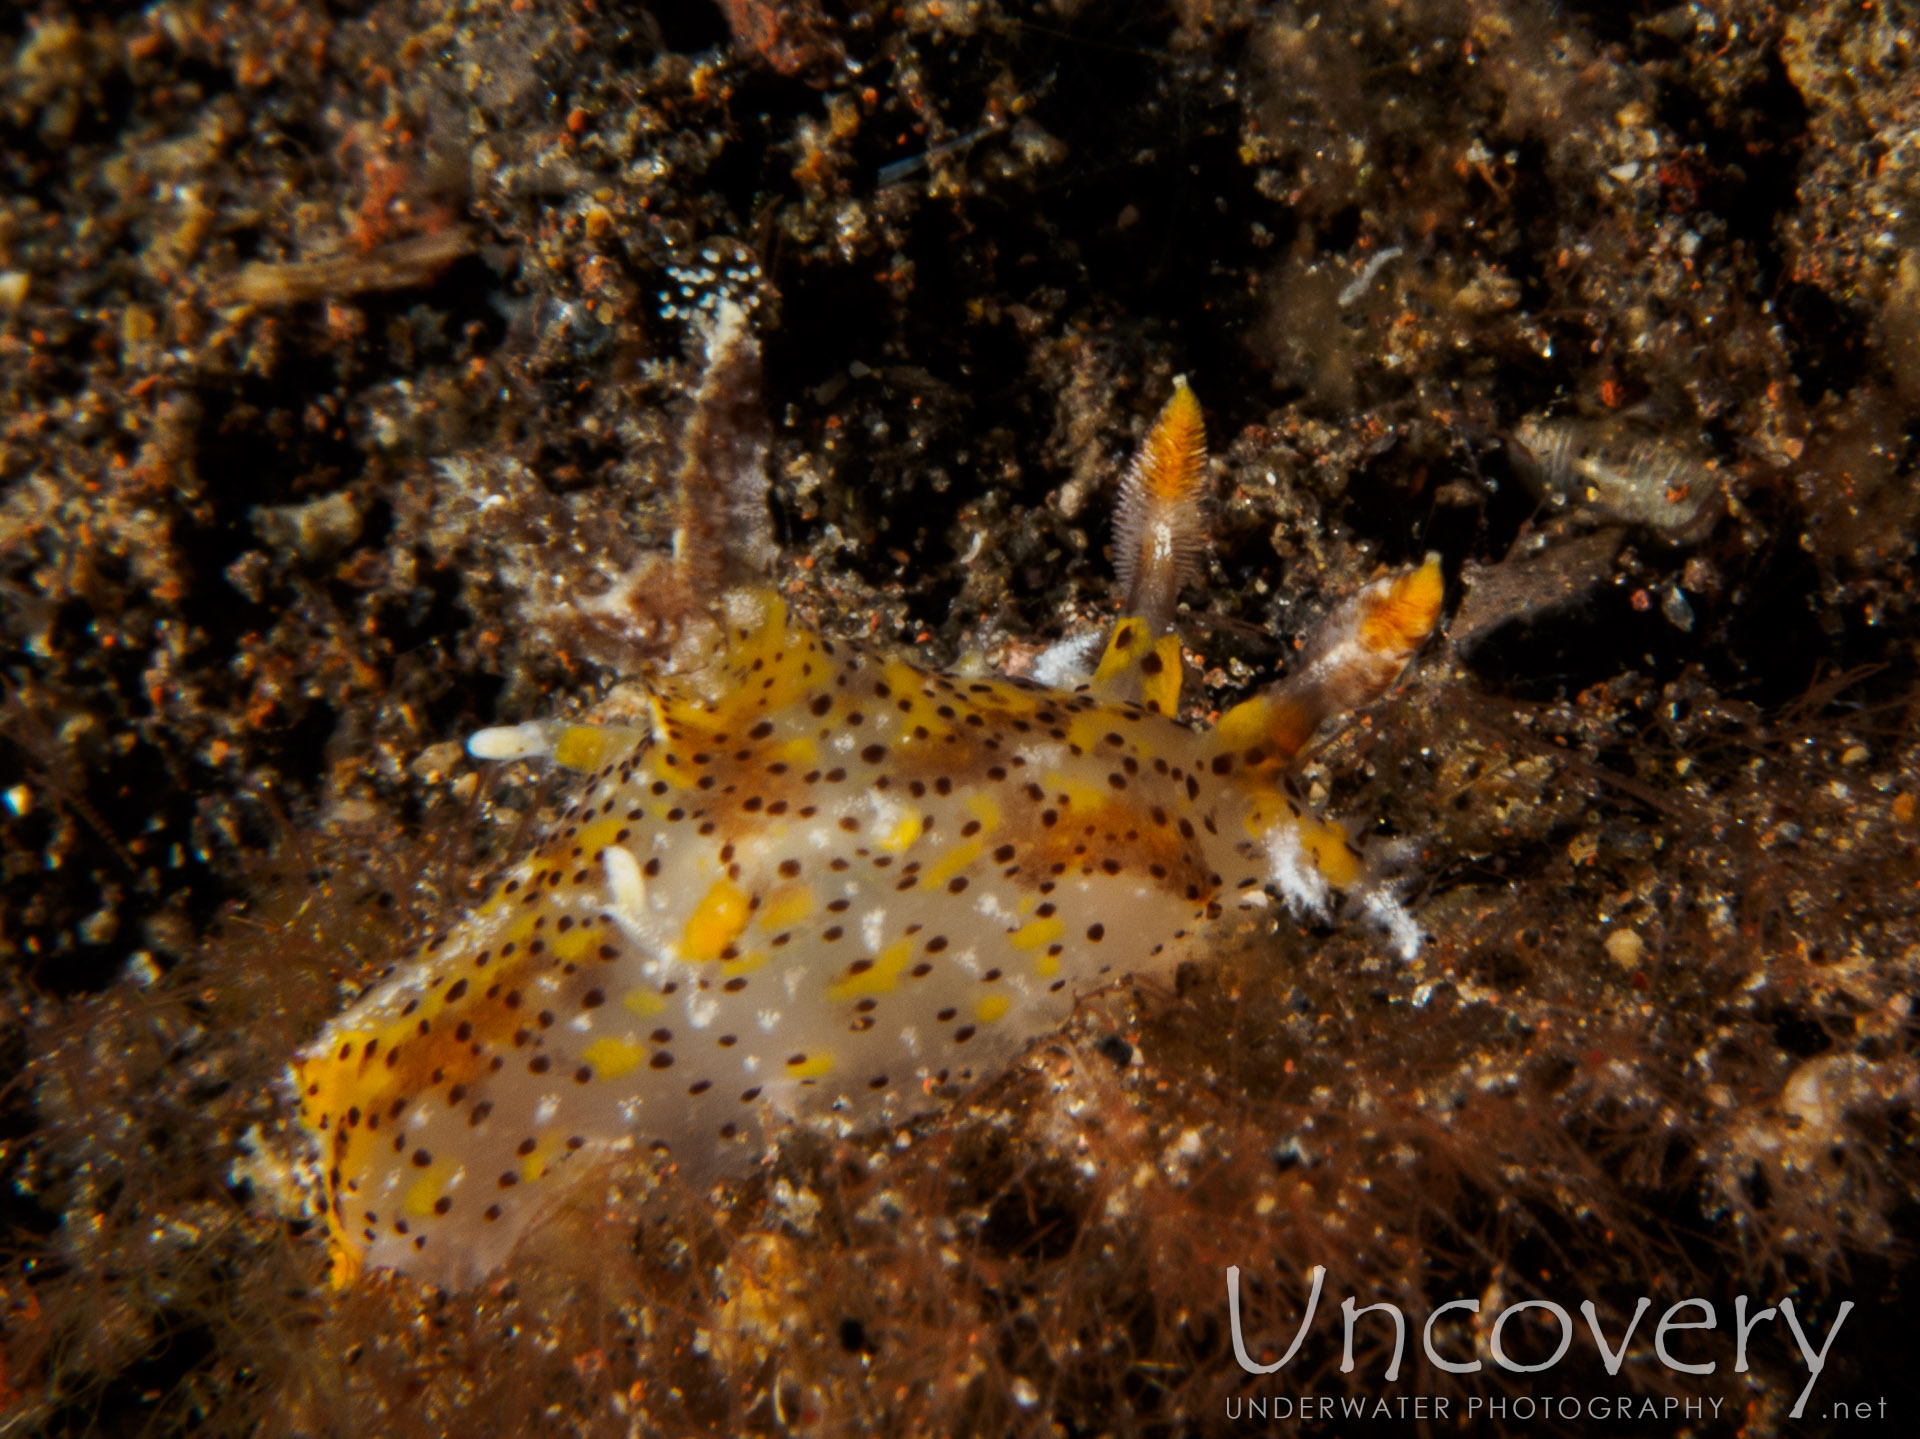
[284, 306, 1444, 1290]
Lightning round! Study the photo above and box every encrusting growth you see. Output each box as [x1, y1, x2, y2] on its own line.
[284, 305, 1444, 1289]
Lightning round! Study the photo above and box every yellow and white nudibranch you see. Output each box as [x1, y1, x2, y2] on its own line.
[286, 303, 1444, 1289]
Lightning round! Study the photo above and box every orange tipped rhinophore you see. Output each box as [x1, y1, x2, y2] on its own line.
[1217, 555, 1445, 769]
[1114, 378, 1210, 636]
[1356, 554, 1446, 666]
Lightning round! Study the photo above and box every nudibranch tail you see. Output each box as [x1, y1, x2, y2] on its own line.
[1113, 377, 1210, 637]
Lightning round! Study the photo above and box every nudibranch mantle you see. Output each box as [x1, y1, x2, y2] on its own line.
[287, 306, 1443, 1290]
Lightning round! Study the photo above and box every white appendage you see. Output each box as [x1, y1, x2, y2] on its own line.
[1266, 823, 1332, 921]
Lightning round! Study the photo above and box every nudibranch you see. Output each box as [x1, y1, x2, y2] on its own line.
[287, 304, 1443, 1289]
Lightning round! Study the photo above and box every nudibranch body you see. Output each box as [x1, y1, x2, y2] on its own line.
[287, 306, 1443, 1289]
